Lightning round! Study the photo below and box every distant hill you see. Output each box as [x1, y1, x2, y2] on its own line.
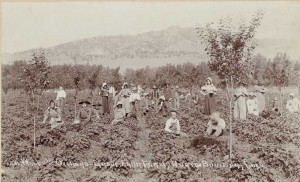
[2, 26, 300, 70]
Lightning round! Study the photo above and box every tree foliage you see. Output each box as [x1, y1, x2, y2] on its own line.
[19, 53, 50, 96]
[196, 10, 264, 86]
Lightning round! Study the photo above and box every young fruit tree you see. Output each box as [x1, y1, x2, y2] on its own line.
[196, 10, 264, 159]
[19, 52, 50, 149]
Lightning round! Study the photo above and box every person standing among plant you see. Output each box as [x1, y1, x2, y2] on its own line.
[151, 85, 160, 112]
[246, 92, 259, 116]
[163, 83, 172, 111]
[234, 82, 248, 121]
[158, 96, 168, 117]
[42, 100, 63, 129]
[140, 93, 151, 115]
[200, 77, 217, 115]
[129, 87, 141, 118]
[101, 83, 110, 115]
[286, 93, 300, 113]
[272, 98, 281, 115]
[55, 86, 66, 109]
[255, 85, 267, 114]
[174, 86, 180, 110]
[120, 82, 131, 117]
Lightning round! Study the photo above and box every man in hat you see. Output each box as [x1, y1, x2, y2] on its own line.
[111, 101, 126, 125]
[55, 86, 67, 109]
[206, 112, 226, 137]
[140, 93, 151, 115]
[246, 92, 259, 116]
[255, 85, 267, 114]
[130, 86, 141, 118]
[286, 93, 300, 113]
[92, 102, 102, 119]
[75, 100, 92, 131]
[174, 86, 180, 109]
[151, 85, 160, 112]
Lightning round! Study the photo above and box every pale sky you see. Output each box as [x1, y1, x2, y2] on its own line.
[2, 1, 300, 53]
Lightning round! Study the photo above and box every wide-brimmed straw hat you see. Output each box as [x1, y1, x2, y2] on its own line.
[132, 87, 137, 91]
[170, 109, 178, 113]
[116, 101, 123, 106]
[92, 102, 102, 106]
[153, 86, 157, 89]
[79, 100, 91, 105]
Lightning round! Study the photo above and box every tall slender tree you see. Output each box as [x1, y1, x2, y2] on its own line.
[196, 10, 264, 159]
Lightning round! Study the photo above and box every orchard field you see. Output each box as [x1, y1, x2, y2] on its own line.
[1, 88, 300, 182]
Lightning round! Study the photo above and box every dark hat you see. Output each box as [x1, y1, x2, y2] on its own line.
[92, 102, 102, 106]
[170, 109, 178, 113]
[79, 100, 91, 105]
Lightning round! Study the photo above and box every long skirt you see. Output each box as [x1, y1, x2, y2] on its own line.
[122, 97, 131, 114]
[234, 96, 247, 120]
[256, 93, 266, 113]
[102, 96, 110, 114]
[204, 94, 216, 115]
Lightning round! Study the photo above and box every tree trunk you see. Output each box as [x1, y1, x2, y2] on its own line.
[33, 95, 36, 150]
[280, 87, 283, 113]
[225, 76, 234, 159]
[4, 92, 7, 116]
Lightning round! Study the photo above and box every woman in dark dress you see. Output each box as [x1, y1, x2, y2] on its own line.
[200, 77, 217, 115]
[101, 83, 110, 115]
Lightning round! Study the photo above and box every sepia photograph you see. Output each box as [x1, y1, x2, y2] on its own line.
[1, 1, 300, 181]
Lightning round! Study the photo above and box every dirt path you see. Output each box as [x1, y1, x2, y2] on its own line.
[131, 116, 153, 180]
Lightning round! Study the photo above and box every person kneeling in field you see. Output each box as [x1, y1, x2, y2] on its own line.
[74, 100, 92, 131]
[42, 100, 63, 129]
[111, 101, 126, 125]
[164, 110, 188, 137]
[206, 112, 226, 137]
[92, 102, 102, 119]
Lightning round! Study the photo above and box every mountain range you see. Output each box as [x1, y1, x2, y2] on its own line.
[2, 26, 299, 71]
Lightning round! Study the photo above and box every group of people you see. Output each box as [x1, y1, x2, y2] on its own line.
[234, 83, 300, 121]
[42, 78, 299, 137]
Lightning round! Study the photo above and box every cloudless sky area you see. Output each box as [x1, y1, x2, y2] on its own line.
[2, 2, 300, 53]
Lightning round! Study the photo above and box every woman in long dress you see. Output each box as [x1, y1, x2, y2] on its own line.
[254, 86, 267, 114]
[119, 83, 131, 116]
[101, 83, 110, 115]
[201, 77, 217, 115]
[234, 82, 248, 121]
